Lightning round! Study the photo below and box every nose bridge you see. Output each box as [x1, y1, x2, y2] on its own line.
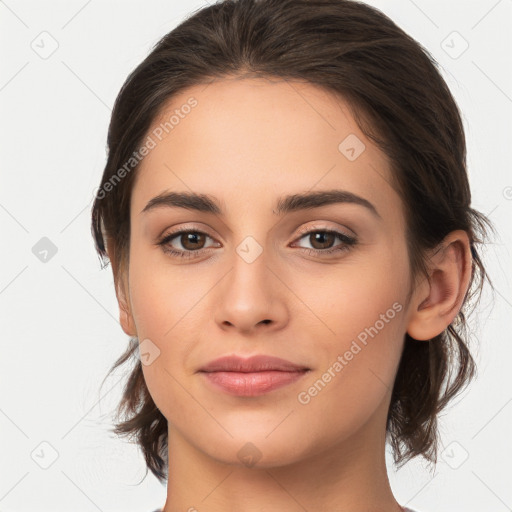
[229, 231, 273, 304]
[214, 230, 287, 331]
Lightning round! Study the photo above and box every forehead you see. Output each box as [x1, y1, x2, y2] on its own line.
[132, 76, 403, 225]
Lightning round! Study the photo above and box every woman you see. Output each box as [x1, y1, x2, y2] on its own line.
[91, 0, 493, 510]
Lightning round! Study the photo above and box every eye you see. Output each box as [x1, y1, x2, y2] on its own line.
[291, 227, 357, 256]
[157, 226, 357, 260]
[157, 229, 219, 259]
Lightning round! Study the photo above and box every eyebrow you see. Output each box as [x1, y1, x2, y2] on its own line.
[141, 189, 381, 219]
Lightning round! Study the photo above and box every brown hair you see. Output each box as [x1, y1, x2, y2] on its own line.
[91, 0, 494, 483]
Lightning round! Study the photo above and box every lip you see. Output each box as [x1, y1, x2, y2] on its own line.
[198, 355, 310, 397]
[199, 355, 309, 373]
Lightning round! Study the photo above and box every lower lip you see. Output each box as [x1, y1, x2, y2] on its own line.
[200, 370, 309, 396]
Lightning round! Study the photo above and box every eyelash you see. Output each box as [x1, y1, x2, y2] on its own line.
[157, 226, 357, 260]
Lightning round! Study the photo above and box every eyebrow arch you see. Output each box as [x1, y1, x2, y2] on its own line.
[141, 189, 381, 219]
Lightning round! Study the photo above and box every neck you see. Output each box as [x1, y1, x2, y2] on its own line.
[162, 398, 403, 512]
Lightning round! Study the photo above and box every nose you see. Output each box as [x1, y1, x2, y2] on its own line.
[214, 250, 289, 335]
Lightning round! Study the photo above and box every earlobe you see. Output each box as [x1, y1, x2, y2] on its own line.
[406, 230, 472, 341]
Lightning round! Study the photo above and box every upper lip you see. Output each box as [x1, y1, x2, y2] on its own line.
[199, 355, 310, 373]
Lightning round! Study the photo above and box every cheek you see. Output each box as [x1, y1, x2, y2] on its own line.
[127, 242, 199, 341]
[296, 247, 408, 343]
[126, 245, 207, 399]
[291, 273, 407, 451]
[291, 244, 409, 399]
[130, 260, 200, 420]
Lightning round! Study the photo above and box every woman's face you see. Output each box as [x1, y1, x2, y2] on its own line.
[123, 76, 415, 467]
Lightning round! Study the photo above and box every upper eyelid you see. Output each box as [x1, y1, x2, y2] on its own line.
[294, 222, 355, 238]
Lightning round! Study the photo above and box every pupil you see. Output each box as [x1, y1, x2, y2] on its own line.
[184, 232, 203, 249]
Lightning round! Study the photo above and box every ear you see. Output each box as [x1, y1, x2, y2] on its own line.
[105, 238, 137, 337]
[116, 274, 137, 337]
[406, 230, 473, 341]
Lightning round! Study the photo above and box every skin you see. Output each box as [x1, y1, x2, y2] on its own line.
[110, 76, 472, 512]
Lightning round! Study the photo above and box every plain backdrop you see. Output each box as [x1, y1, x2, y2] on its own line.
[0, 1, 511, 511]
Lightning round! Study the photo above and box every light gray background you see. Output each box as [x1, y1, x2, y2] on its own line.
[1, 1, 511, 511]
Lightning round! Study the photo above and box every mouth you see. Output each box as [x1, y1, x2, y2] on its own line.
[198, 354, 311, 397]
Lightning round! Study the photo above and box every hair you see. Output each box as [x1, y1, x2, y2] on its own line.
[91, 0, 495, 483]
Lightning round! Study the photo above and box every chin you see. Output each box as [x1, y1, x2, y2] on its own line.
[197, 430, 313, 469]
